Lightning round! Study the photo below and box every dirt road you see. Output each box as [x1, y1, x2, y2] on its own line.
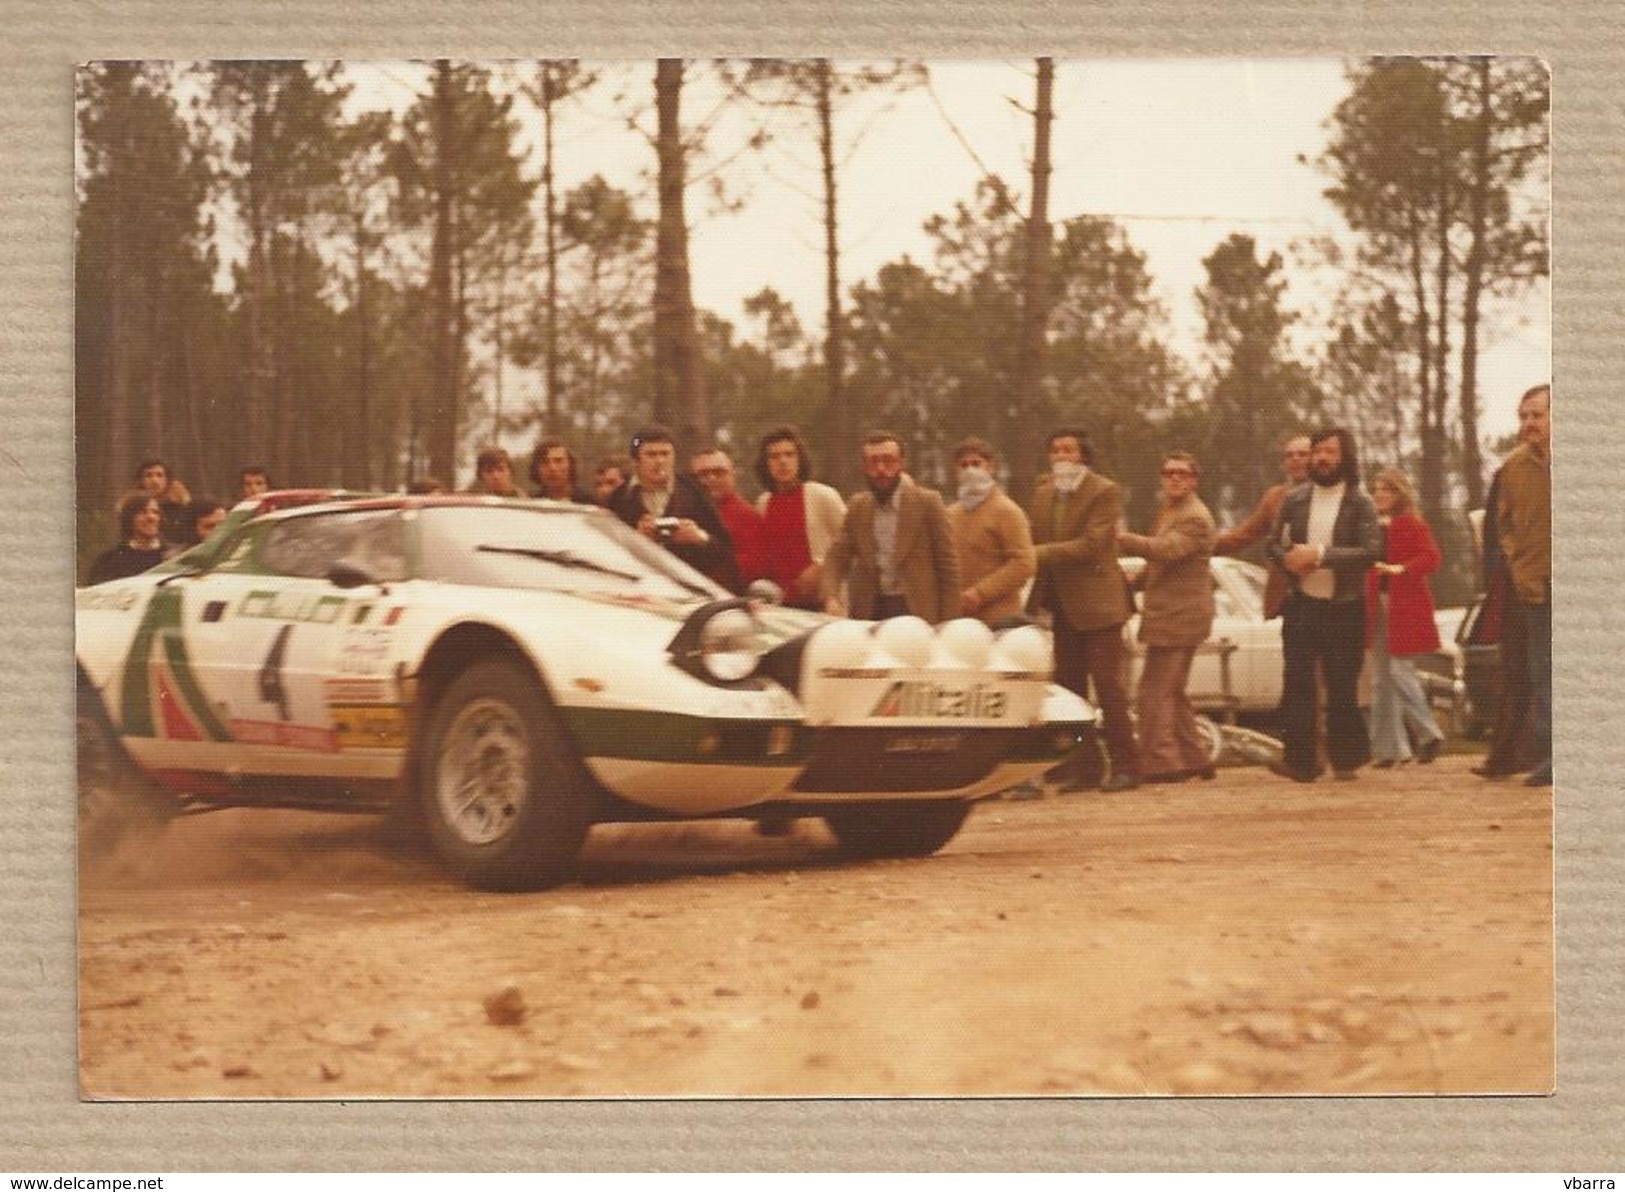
[77, 754, 1552, 1098]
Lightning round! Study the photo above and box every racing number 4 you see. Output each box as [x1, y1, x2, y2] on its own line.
[258, 624, 294, 721]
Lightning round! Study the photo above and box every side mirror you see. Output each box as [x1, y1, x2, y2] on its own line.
[744, 578, 784, 606]
[328, 559, 382, 591]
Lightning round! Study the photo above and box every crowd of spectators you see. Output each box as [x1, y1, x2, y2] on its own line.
[83, 383, 1553, 790]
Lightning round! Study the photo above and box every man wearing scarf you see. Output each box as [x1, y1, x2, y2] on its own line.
[821, 431, 959, 623]
[946, 436, 1036, 627]
[1026, 428, 1140, 792]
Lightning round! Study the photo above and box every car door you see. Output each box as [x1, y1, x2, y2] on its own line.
[1211, 561, 1279, 713]
[181, 507, 409, 779]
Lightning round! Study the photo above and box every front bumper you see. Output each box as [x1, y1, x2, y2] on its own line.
[585, 718, 1095, 816]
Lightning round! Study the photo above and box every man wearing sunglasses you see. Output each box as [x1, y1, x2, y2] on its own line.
[1118, 451, 1218, 784]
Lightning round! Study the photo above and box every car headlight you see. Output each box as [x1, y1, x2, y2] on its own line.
[698, 607, 759, 682]
[669, 598, 764, 686]
[992, 624, 1052, 675]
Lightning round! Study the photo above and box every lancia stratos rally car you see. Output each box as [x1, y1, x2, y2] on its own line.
[76, 492, 1098, 890]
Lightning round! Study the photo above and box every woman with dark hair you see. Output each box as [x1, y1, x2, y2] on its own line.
[87, 493, 168, 585]
[1365, 468, 1446, 767]
[528, 439, 592, 503]
[753, 425, 845, 609]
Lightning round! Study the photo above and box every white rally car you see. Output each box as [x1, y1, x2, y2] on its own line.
[77, 492, 1096, 890]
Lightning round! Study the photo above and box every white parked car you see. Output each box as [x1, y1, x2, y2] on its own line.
[1120, 556, 1283, 718]
[76, 491, 1096, 890]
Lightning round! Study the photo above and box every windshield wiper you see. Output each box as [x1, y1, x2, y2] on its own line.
[477, 545, 642, 582]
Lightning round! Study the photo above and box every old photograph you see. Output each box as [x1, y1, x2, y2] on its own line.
[73, 57, 1552, 1098]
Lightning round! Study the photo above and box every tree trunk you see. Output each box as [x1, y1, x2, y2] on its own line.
[1012, 57, 1054, 501]
[427, 59, 459, 484]
[653, 59, 707, 450]
[1424, 165, 1453, 526]
[243, 72, 271, 469]
[1457, 57, 1492, 509]
[542, 67, 561, 435]
[1407, 209, 1433, 481]
[354, 210, 372, 490]
[816, 60, 852, 491]
[494, 236, 508, 440]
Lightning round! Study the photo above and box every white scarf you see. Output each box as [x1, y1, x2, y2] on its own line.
[1051, 460, 1088, 494]
[957, 466, 997, 511]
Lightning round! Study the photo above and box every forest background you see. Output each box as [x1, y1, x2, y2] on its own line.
[73, 57, 1550, 601]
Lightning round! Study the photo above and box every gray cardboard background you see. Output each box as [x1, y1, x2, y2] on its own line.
[2, 0, 1617, 1172]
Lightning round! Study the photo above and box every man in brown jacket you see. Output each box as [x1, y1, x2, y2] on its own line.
[1497, 383, 1552, 786]
[1214, 433, 1309, 620]
[946, 436, 1036, 626]
[1027, 428, 1139, 791]
[1118, 451, 1218, 783]
[822, 431, 960, 624]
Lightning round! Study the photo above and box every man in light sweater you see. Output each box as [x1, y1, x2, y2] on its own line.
[1266, 427, 1381, 782]
[945, 436, 1036, 626]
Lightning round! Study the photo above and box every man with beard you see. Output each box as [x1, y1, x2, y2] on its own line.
[1215, 433, 1311, 621]
[821, 431, 959, 624]
[1266, 427, 1382, 782]
[1026, 427, 1139, 792]
[607, 425, 739, 592]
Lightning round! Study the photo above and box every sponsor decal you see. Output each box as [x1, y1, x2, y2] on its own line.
[882, 734, 963, 754]
[331, 704, 408, 750]
[119, 588, 231, 742]
[230, 718, 340, 752]
[335, 627, 394, 676]
[870, 681, 1008, 720]
[324, 677, 391, 703]
[239, 590, 348, 624]
[76, 586, 140, 612]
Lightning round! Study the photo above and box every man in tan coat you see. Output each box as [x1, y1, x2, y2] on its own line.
[1214, 433, 1309, 620]
[946, 436, 1036, 626]
[1118, 450, 1218, 783]
[1027, 427, 1139, 791]
[823, 431, 960, 624]
[1497, 383, 1552, 787]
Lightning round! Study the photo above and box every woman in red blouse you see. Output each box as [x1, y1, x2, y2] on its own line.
[1366, 468, 1446, 766]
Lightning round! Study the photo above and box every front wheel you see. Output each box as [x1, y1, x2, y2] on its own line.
[823, 800, 971, 860]
[419, 657, 595, 891]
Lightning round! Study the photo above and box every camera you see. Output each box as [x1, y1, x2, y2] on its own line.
[654, 517, 681, 541]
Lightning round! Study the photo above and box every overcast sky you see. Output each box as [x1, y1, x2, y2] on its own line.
[347, 58, 1551, 441]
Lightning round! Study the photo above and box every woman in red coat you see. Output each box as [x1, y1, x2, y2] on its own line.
[1366, 468, 1446, 766]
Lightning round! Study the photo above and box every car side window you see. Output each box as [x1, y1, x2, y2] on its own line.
[262, 511, 408, 582]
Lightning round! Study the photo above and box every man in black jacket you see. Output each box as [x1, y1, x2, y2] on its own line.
[607, 425, 740, 592]
[1266, 427, 1381, 782]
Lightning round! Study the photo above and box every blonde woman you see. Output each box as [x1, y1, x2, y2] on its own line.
[1365, 469, 1446, 766]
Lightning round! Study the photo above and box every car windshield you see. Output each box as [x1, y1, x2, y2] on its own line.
[416, 505, 726, 601]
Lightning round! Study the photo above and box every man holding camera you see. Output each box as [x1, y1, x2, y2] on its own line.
[607, 424, 739, 592]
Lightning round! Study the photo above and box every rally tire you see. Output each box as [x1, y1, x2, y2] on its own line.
[419, 656, 595, 891]
[823, 800, 971, 860]
[77, 681, 176, 858]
